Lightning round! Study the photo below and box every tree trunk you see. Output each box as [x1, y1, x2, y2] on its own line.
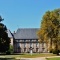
[55, 41, 58, 51]
[50, 38, 52, 52]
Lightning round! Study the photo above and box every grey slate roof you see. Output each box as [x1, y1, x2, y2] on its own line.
[7, 30, 13, 38]
[13, 28, 39, 39]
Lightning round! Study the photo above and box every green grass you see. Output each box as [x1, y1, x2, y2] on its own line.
[46, 57, 60, 60]
[0, 53, 56, 58]
[18, 53, 56, 58]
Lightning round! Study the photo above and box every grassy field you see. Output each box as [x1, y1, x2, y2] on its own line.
[0, 53, 56, 58]
[46, 57, 60, 60]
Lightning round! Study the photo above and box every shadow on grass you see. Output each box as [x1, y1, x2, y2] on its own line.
[0, 58, 20, 60]
[0, 53, 25, 55]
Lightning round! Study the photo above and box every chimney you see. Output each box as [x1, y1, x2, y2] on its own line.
[14, 31, 16, 34]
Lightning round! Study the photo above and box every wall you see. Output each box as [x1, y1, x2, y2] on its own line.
[13, 39, 48, 53]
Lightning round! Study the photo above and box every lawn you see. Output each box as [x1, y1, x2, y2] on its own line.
[46, 57, 60, 60]
[0, 53, 56, 58]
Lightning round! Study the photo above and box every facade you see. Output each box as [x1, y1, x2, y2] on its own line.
[12, 28, 48, 53]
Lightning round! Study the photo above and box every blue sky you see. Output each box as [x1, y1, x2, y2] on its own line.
[0, 0, 60, 32]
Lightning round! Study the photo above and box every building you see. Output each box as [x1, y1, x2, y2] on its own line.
[7, 29, 13, 45]
[12, 28, 48, 53]
[8, 28, 48, 53]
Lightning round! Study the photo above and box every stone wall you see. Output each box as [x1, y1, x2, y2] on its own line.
[13, 40, 48, 53]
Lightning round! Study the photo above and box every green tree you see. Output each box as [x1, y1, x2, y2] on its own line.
[0, 16, 10, 53]
[37, 9, 60, 54]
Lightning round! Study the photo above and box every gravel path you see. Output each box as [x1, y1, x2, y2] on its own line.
[16, 56, 60, 60]
[17, 57, 46, 60]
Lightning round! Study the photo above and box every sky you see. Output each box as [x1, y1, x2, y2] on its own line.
[0, 0, 60, 32]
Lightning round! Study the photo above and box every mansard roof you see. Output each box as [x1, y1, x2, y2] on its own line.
[13, 28, 39, 39]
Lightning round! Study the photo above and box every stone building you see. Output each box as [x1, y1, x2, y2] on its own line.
[7, 30, 13, 46]
[12, 28, 48, 53]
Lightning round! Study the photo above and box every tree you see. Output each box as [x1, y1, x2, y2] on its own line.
[37, 9, 60, 54]
[0, 16, 10, 53]
[0, 16, 4, 22]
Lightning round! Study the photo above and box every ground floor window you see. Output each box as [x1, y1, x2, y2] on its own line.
[17, 47, 21, 53]
[36, 48, 39, 52]
[24, 47, 26, 52]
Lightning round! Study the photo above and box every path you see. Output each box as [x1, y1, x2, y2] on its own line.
[16, 56, 60, 60]
[16, 57, 46, 60]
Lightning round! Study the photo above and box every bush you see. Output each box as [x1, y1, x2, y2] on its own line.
[6, 50, 11, 55]
[6, 45, 13, 55]
[52, 50, 57, 54]
[56, 50, 60, 55]
[52, 49, 60, 55]
[10, 45, 13, 53]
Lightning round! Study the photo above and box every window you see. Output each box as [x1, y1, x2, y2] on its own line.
[30, 40, 32, 47]
[36, 48, 39, 52]
[24, 43, 26, 48]
[36, 40, 38, 47]
[24, 47, 26, 52]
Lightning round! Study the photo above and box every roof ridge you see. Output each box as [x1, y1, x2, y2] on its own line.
[18, 28, 39, 30]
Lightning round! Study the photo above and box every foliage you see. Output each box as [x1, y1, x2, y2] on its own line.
[0, 16, 4, 22]
[10, 45, 13, 53]
[10, 45, 13, 51]
[37, 9, 60, 53]
[6, 45, 13, 55]
[0, 16, 10, 53]
[50, 49, 60, 55]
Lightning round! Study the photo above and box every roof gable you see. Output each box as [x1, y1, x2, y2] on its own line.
[7, 30, 13, 38]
